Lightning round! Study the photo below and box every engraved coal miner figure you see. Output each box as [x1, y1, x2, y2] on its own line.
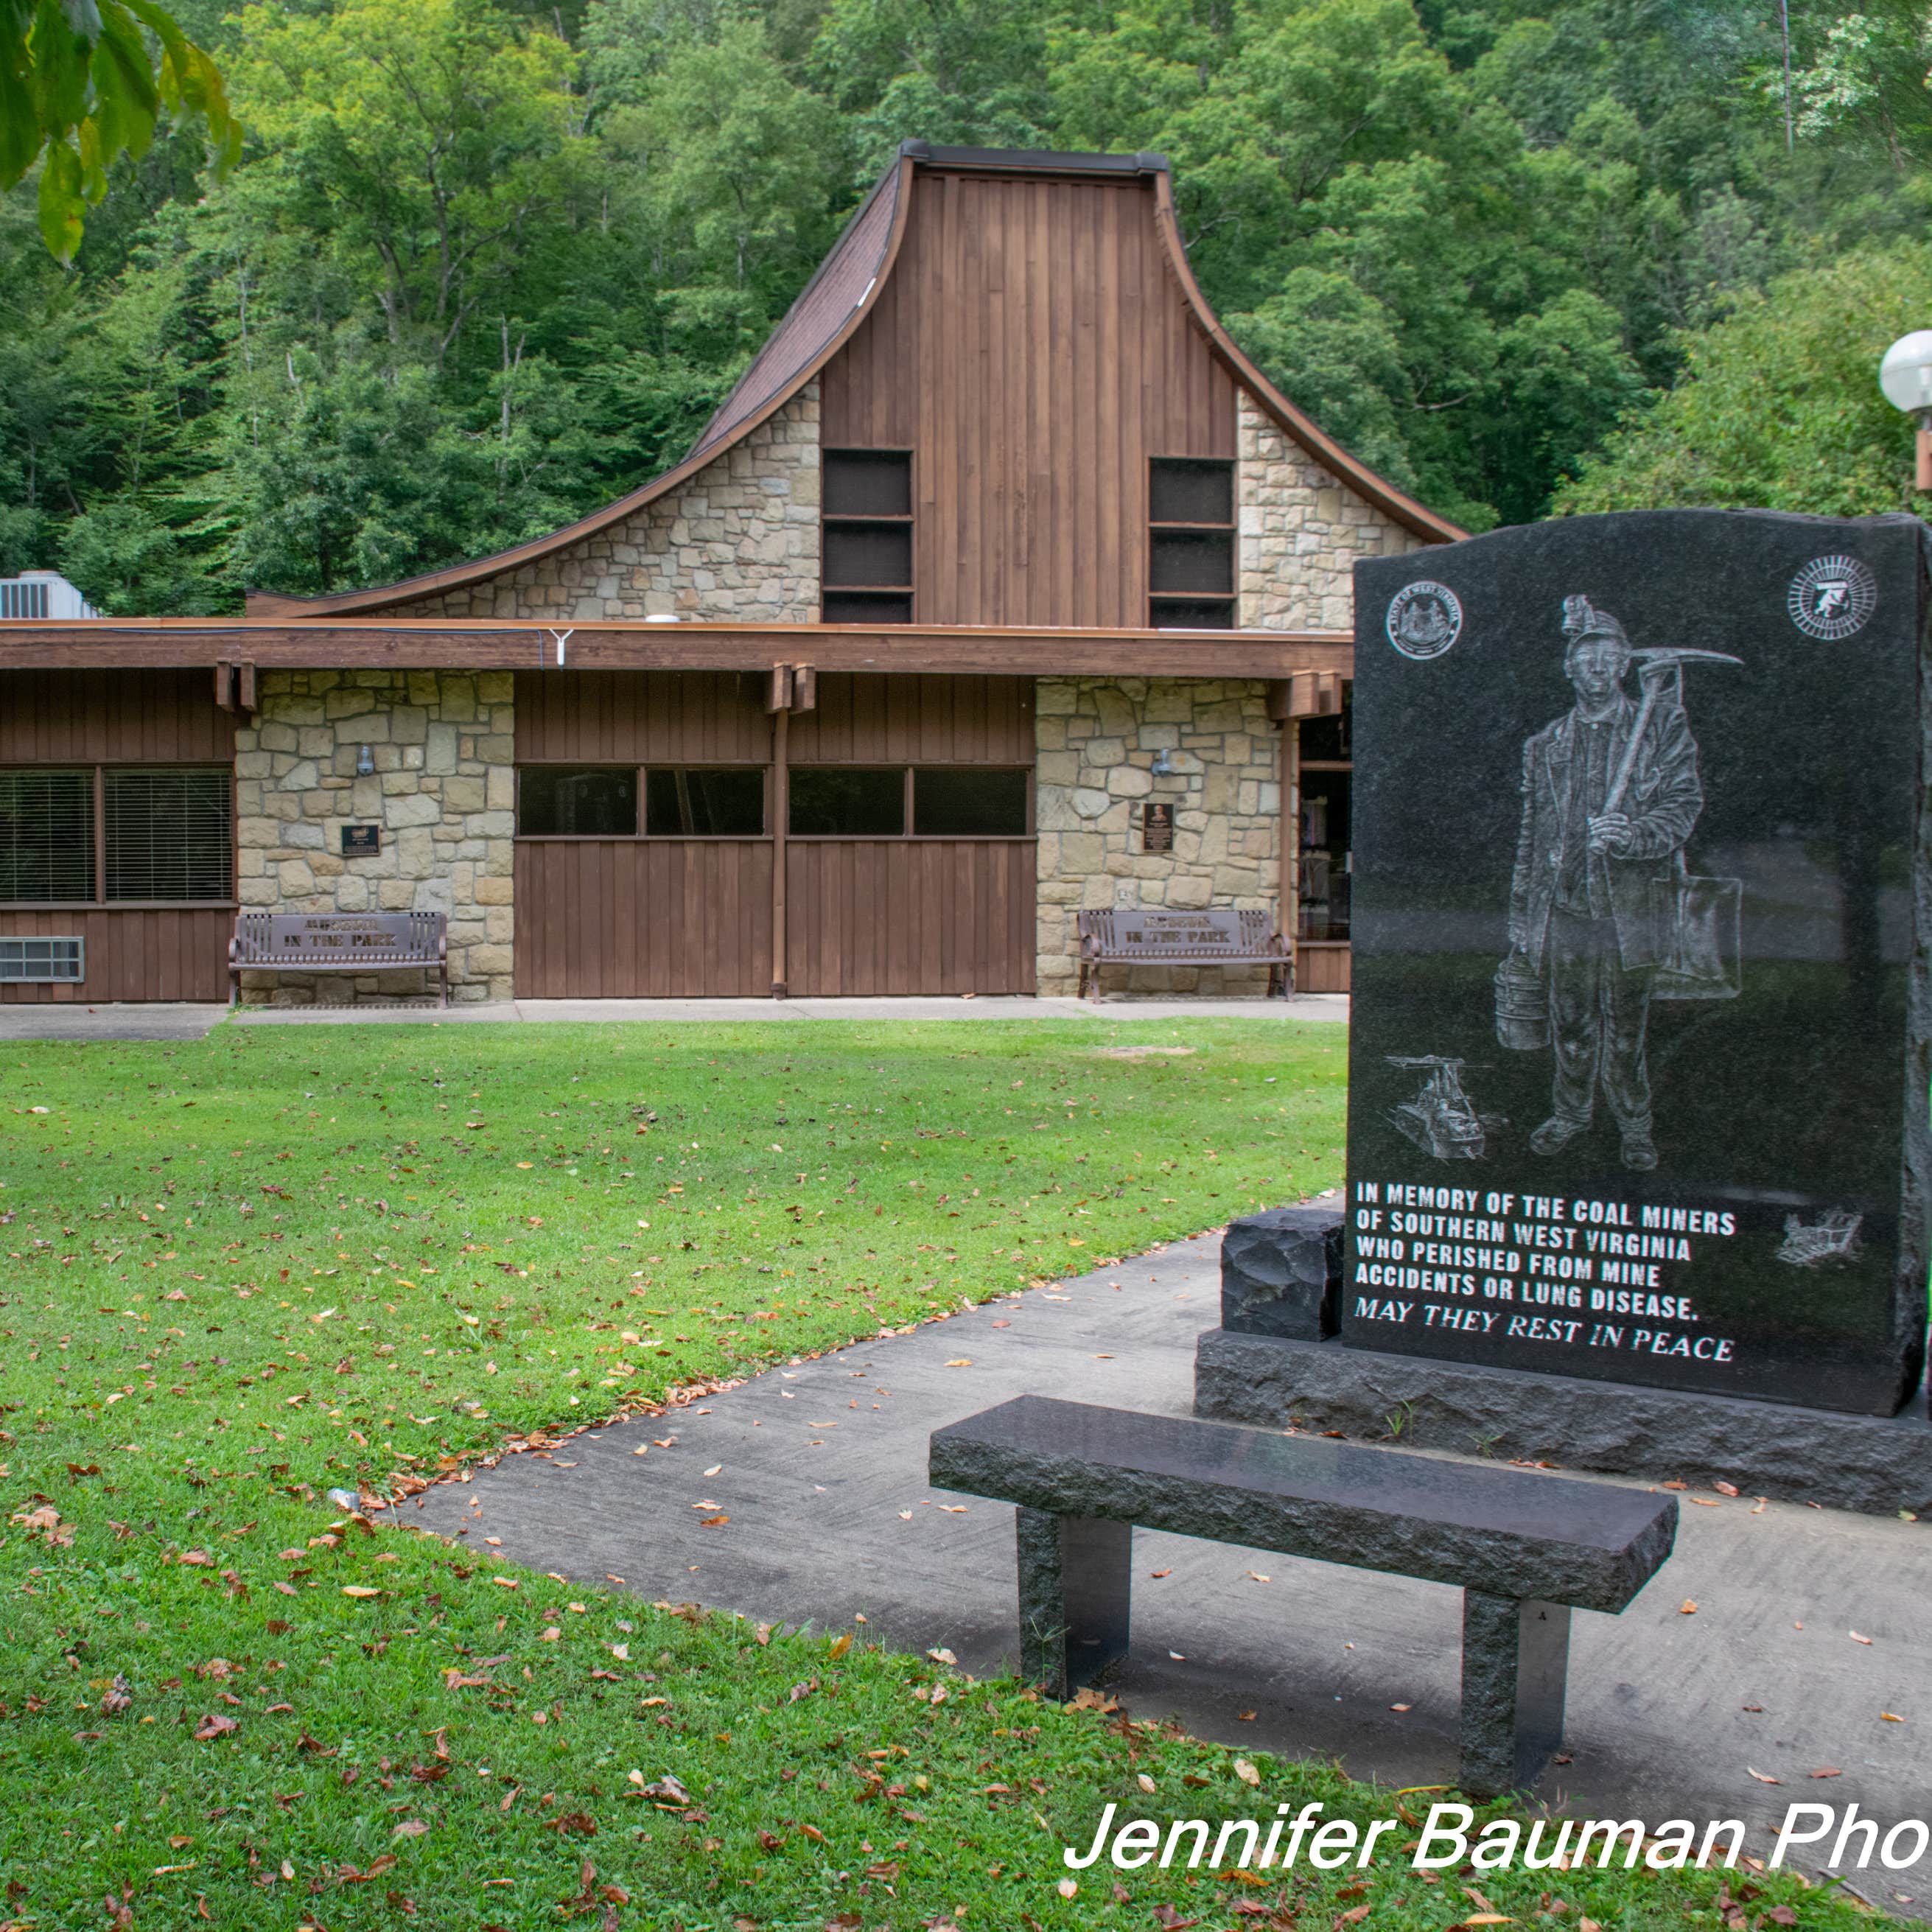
[1502, 596, 1718, 1171]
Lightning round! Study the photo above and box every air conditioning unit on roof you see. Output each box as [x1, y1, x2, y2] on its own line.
[0, 571, 101, 620]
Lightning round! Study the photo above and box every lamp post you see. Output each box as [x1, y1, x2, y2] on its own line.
[1879, 331, 1932, 491]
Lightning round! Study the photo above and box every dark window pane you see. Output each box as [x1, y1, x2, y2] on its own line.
[518, 767, 637, 836]
[824, 522, 912, 587]
[914, 767, 1029, 836]
[790, 767, 904, 836]
[645, 767, 764, 836]
[1150, 596, 1235, 630]
[1149, 458, 1233, 525]
[1298, 768, 1351, 941]
[1298, 686, 1353, 760]
[823, 592, 912, 625]
[1151, 529, 1233, 594]
[0, 769, 92, 900]
[824, 449, 911, 517]
[105, 768, 230, 900]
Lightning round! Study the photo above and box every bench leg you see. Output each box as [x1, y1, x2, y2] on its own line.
[1015, 1507, 1133, 1699]
[1458, 1592, 1569, 1799]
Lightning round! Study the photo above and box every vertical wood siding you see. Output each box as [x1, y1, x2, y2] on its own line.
[788, 675, 1034, 763]
[821, 172, 1237, 629]
[0, 669, 236, 762]
[514, 841, 773, 996]
[0, 671, 236, 1000]
[515, 671, 771, 763]
[0, 909, 233, 1002]
[785, 841, 1036, 995]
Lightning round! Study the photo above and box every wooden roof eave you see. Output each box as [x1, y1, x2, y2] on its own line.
[0, 620, 1354, 682]
[1148, 171, 1466, 548]
[245, 155, 919, 620]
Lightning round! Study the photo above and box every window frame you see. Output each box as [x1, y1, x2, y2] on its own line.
[514, 763, 771, 841]
[787, 763, 1035, 841]
[822, 447, 914, 626]
[1149, 455, 1236, 631]
[0, 761, 236, 909]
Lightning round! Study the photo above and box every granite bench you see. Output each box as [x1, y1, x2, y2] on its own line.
[928, 1396, 1677, 1797]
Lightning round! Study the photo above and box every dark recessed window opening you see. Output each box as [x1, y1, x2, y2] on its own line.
[913, 767, 1029, 837]
[824, 449, 912, 517]
[106, 768, 231, 900]
[1150, 457, 1234, 525]
[789, 767, 906, 837]
[1299, 766, 1351, 942]
[824, 449, 913, 623]
[824, 592, 914, 626]
[1150, 455, 1235, 629]
[645, 767, 765, 836]
[518, 767, 637, 837]
[1151, 530, 1233, 595]
[1149, 598, 1236, 630]
[824, 523, 911, 588]
[0, 769, 92, 901]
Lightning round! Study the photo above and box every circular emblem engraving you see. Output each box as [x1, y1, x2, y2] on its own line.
[1788, 554, 1877, 640]
[1385, 580, 1463, 659]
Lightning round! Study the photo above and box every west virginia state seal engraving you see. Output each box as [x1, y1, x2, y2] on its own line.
[1788, 554, 1877, 640]
[1385, 581, 1463, 659]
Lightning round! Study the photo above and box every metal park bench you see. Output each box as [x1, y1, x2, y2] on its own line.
[1075, 908, 1290, 1001]
[930, 1396, 1676, 1797]
[230, 911, 449, 1006]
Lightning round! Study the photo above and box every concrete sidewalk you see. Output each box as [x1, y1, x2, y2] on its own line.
[0, 1002, 230, 1042]
[234, 993, 1351, 1025]
[407, 1239, 1932, 1909]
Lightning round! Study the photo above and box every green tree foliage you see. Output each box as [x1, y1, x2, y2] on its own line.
[5, 0, 1931, 612]
[1556, 242, 1932, 517]
[1, 0, 237, 259]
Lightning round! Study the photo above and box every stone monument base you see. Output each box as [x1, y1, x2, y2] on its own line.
[1194, 1329, 1932, 1519]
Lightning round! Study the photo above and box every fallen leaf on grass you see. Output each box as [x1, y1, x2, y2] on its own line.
[392, 1821, 428, 1839]
[827, 1634, 853, 1661]
[1233, 1760, 1260, 1786]
[342, 1586, 382, 1599]
[1057, 1880, 1077, 1900]
[192, 1714, 237, 1740]
[1138, 1774, 1157, 1793]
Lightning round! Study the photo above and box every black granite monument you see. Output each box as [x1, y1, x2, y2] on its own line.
[1199, 510, 1932, 1509]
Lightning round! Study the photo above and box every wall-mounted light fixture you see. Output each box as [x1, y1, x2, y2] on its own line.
[356, 745, 376, 777]
[1149, 747, 1175, 777]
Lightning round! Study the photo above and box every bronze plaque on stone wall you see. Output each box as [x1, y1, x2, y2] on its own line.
[1141, 802, 1174, 853]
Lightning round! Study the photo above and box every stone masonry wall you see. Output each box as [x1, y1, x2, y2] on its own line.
[384, 389, 821, 622]
[1035, 679, 1281, 997]
[235, 671, 515, 1004]
[1238, 391, 1423, 631]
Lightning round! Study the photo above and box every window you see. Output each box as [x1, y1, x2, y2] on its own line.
[645, 768, 764, 836]
[0, 936, 83, 981]
[1149, 457, 1234, 629]
[789, 768, 906, 836]
[824, 449, 912, 624]
[913, 767, 1029, 836]
[518, 768, 637, 836]
[106, 769, 231, 900]
[0, 770, 92, 901]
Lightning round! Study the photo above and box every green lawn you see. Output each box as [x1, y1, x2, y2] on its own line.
[0, 1018, 1867, 1929]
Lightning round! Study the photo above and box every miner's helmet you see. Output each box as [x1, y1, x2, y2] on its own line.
[1560, 594, 1630, 660]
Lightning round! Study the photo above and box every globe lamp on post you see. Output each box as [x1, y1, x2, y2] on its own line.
[1878, 331, 1932, 491]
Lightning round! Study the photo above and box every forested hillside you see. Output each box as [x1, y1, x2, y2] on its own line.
[4, 0, 1929, 613]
